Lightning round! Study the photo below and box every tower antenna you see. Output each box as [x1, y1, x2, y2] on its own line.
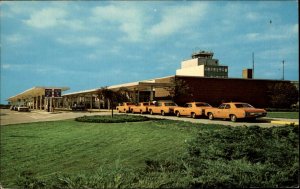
[282, 60, 285, 80]
[252, 52, 255, 79]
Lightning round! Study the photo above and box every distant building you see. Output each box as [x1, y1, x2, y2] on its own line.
[176, 51, 228, 78]
[242, 69, 253, 79]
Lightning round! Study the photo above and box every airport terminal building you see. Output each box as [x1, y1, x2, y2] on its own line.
[7, 51, 298, 110]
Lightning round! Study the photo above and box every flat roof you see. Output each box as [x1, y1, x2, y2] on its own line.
[7, 86, 69, 102]
[62, 76, 175, 97]
[175, 75, 292, 82]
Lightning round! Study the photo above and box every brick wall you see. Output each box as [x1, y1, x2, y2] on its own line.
[174, 76, 289, 108]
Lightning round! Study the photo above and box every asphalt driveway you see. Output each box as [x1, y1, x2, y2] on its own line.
[0, 109, 298, 127]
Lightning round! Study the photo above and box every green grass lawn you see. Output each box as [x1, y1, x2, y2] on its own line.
[1, 118, 298, 188]
[0, 119, 223, 188]
[266, 111, 299, 119]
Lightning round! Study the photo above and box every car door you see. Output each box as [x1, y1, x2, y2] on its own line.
[156, 102, 162, 113]
[223, 104, 231, 118]
[186, 103, 193, 116]
[182, 103, 189, 116]
[215, 104, 226, 118]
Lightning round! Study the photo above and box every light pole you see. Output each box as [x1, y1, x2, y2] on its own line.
[282, 60, 285, 80]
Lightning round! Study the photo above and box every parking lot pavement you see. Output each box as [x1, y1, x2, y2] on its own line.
[129, 113, 298, 128]
[0, 109, 111, 126]
[0, 109, 298, 127]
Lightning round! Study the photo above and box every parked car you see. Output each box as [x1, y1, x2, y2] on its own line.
[17, 105, 30, 112]
[71, 104, 86, 111]
[205, 102, 267, 122]
[116, 102, 135, 113]
[10, 105, 16, 111]
[130, 102, 153, 114]
[148, 100, 178, 116]
[174, 102, 212, 119]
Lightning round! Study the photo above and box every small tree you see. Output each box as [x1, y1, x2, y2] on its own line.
[97, 87, 116, 117]
[267, 82, 299, 108]
[164, 77, 192, 104]
[116, 87, 131, 103]
[97, 87, 130, 117]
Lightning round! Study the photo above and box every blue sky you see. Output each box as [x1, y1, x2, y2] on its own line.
[1, 1, 298, 104]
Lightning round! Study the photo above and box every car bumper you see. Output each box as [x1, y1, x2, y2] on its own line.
[245, 112, 267, 118]
[18, 108, 30, 112]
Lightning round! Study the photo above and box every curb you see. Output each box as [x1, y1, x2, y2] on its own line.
[270, 120, 299, 126]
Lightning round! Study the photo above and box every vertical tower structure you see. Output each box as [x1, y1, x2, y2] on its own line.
[176, 51, 228, 78]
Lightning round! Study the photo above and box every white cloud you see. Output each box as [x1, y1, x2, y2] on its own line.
[24, 8, 67, 29]
[1, 64, 12, 69]
[257, 46, 298, 61]
[63, 20, 86, 31]
[148, 3, 208, 37]
[90, 3, 210, 42]
[56, 36, 102, 46]
[291, 23, 298, 35]
[91, 5, 145, 42]
[5, 34, 27, 44]
[1, 63, 31, 71]
[244, 33, 260, 41]
[86, 46, 122, 60]
[246, 12, 261, 21]
[1, 1, 37, 18]
[23, 6, 86, 32]
[1, 62, 81, 76]
[243, 23, 298, 42]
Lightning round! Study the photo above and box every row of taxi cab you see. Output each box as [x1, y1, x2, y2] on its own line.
[116, 101, 267, 122]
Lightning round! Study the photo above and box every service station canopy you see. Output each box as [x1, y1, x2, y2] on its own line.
[7, 86, 70, 102]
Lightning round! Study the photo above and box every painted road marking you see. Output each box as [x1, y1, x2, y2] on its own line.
[270, 120, 299, 126]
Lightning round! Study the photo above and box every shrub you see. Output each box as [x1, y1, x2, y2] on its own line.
[265, 108, 299, 112]
[75, 115, 150, 123]
[185, 125, 299, 188]
[267, 82, 299, 108]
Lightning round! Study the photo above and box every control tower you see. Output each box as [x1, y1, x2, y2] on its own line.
[176, 51, 228, 78]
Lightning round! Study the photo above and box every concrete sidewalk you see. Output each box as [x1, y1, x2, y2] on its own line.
[0, 109, 111, 126]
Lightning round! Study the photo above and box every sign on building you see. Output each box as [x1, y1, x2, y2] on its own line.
[45, 88, 62, 98]
[45, 89, 52, 97]
[53, 89, 61, 97]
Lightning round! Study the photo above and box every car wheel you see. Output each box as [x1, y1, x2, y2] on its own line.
[191, 112, 196, 119]
[150, 110, 153, 115]
[230, 114, 237, 122]
[176, 111, 180, 117]
[208, 113, 214, 120]
[161, 111, 165, 116]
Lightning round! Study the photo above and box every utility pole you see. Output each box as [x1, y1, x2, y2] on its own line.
[252, 52, 255, 79]
[282, 60, 285, 80]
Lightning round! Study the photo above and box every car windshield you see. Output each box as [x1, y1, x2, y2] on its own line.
[235, 103, 254, 108]
[196, 103, 211, 107]
[218, 104, 226, 109]
[165, 102, 177, 106]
